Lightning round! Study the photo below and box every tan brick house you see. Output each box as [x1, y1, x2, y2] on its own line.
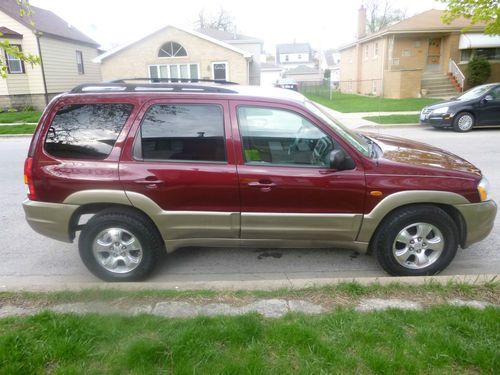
[0, 0, 101, 110]
[96, 25, 254, 84]
[339, 8, 500, 98]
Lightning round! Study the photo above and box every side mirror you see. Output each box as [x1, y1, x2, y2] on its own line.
[329, 149, 346, 170]
[483, 94, 493, 103]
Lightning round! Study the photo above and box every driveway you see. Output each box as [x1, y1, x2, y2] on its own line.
[0, 126, 498, 286]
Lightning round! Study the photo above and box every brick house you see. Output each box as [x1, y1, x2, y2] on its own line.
[0, 0, 101, 110]
[95, 25, 256, 85]
[339, 8, 500, 98]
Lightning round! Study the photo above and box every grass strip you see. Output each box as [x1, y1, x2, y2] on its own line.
[0, 306, 498, 374]
[363, 114, 420, 124]
[0, 124, 36, 134]
[305, 92, 440, 113]
[0, 111, 41, 124]
[2, 280, 498, 306]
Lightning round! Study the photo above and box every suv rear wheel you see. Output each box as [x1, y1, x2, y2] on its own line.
[373, 205, 459, 276]
[79, 209, 164, 281]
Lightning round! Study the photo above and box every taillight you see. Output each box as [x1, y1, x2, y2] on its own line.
[24, 157, 37, 200]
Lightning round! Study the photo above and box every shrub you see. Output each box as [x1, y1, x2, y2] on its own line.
[467, 55, 491, 86]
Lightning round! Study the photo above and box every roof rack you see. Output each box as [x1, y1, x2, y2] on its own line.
[70, 79, 239, 94]
[110, 78, 239, 85]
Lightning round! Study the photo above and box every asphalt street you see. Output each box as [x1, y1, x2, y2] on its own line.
[0, 125, 499, 285]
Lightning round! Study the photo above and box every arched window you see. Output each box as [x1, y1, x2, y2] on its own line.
[158, 42, 187, 57]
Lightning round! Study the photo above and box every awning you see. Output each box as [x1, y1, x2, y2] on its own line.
[459, 33, 500, 49]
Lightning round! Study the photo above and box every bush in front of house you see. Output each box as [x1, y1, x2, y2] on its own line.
[467, 55, 491, 86]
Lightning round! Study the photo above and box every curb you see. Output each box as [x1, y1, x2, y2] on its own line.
[0, 134, 33, 137]
[357, 123, 421, 129]
[0, 274, 497, 292]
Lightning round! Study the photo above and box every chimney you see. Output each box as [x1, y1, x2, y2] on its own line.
[357, 6, 367, 39]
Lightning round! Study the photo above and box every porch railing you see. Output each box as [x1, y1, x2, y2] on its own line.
[448, 59, 465, 91]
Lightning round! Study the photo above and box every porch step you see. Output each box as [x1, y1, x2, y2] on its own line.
[421, 72, 460, 98]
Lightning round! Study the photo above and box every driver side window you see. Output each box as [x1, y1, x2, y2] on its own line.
[237, 106, 334, 167]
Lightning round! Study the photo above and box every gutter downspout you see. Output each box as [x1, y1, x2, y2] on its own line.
[35, 33, 49, 107]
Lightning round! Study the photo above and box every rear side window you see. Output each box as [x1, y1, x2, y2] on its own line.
[140, 104, 226, 162]
[45, 104, 132, 159]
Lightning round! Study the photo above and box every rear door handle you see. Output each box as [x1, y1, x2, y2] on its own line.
[248, 181, 277, 188]
[134, 176, 164, 185]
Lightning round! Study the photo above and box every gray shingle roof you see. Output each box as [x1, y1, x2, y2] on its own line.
[197, 28, 262, 43]
[0, 0, 99, 46]
[285, 65, 320, 75]
[276, 43, 311, 55]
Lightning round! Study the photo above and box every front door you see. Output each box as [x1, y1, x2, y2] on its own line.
[427, 38, 442, 71]
[212, 62, 228, 81]
[119, 99, 240, 241]
[230, 102, 366, 243]
[477, 85, 500, 125]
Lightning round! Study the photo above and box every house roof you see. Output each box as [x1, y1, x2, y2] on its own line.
[94, 25, 252, 63]
[339, 9, 486, 50]
[197, 28, 263, 44]
[0, 26, 22, 38]
[0, 0, 99, 46]
[260, 62, 282, 71]
[285, 65, 320, 75]
[323, 49, 339, 66]
[276, 43, 311, 54]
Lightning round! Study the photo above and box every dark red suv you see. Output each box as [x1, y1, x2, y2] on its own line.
[23, 81, 497, 281]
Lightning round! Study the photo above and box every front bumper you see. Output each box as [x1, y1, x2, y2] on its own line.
[22, 199, 79, 243]
[420, 113, 454, 127]
[454, 200, 497, 248]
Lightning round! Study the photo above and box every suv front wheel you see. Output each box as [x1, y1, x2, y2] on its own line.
[373, 205, 459, 276]
[79, 208, 164, 281]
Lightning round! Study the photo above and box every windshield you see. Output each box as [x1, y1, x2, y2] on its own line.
[305, 101, 371, 157]
[457, 84, 496, 101]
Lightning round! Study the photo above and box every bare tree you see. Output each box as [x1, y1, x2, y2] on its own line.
[363, 0, 407, 34]
[195, 8, 235, 32]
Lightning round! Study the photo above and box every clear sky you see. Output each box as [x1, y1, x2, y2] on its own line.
[30, 0, 445, 53]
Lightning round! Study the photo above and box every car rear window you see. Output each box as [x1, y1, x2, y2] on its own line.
[44, 103, 133, 159]
[140, 104, 226, 162]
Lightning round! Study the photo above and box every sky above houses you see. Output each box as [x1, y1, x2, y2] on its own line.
[30, 0, 445, 54]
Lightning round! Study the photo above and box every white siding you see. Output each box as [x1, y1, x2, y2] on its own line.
[0, 10, 45, 95]
[39, 37, 101, 93]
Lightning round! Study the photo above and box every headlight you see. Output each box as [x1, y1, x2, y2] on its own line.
[477, 177, 491, 202]
[432, 106, 449, 115]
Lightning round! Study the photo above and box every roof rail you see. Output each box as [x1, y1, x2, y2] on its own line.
[109, 78, 239, 85]
[70, 81, 239, 94]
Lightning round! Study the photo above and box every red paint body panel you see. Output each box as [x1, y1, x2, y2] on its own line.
[28, 90, 483, 213]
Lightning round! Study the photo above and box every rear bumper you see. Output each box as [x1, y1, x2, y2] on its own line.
[22, 199, 79, 243]
[454, 200, 497, 248]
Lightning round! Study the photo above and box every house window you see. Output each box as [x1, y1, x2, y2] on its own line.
[76, 50, 84, 74]
[461, 47, 500, 61]
[298, 54, 302, 59]
[372, 80, 377, 94]
[364, 45, 369, 59]
[374, 42, 379, 57]
[148, 63, 200, 81]
[392, 58, 400, 65]
[285, 55, 289, 62]
[5, 44, 25, 74]
[158, 42, 187, 57]
[402, 49, 411, 57]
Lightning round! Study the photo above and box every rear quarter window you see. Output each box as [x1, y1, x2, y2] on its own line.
[44, 103, 133, 159]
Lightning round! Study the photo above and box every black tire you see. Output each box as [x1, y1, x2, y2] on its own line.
[452, 112, 475, 132]
[372, 205, 459, 276]
[79, 208, 164, 281]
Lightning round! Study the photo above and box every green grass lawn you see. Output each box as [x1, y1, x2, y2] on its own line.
[0, 306, 498, 374]
[0, 124, 36, 134]
[305, 92, 440, 113]
[363, 114, 420, 124]
[0, 111, 41, 124]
